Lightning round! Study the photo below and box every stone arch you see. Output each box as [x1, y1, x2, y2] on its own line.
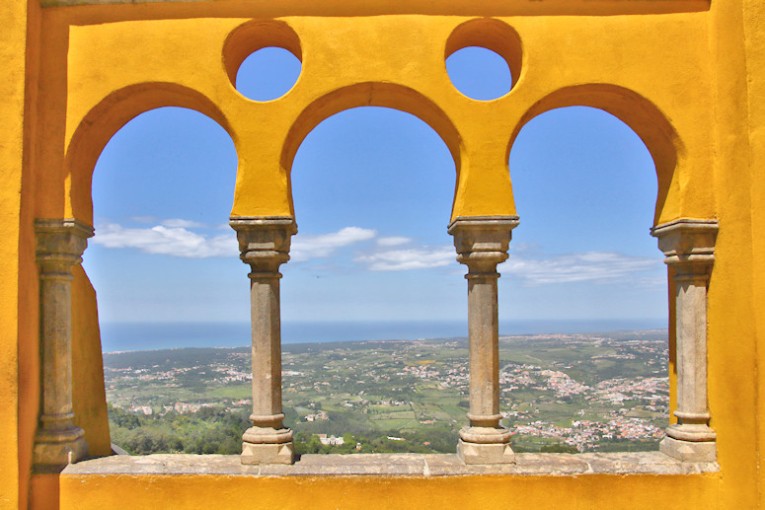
[65, 82, 236, 225]
[508, 84, 681, 225]
[280, 82, 463, 217]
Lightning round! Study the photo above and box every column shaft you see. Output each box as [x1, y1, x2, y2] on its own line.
[467, 274, 501, 426]
[675, 276, 710, 425]
[249, 273, 284, 425]
[40, 272, 76, 429]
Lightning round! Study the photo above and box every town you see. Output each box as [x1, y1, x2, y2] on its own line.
[104, 330, 668, 454]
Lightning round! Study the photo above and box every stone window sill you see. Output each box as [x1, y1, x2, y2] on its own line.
[63, 452, 718, 477]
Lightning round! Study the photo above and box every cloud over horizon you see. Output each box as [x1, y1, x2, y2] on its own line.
[376, 236, 411, 247]
[160, 218, 205, 229]
[356, 246, 455, 271]
[503, 251, 661, 285]
[93, 222, 377, 262]
[290, 227, 376, 262]
[90, 221, 661, 285]
[93, 223, 235, 258]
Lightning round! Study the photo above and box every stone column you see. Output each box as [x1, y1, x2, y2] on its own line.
[33, 219, 93, 472]
[652, 218, 718, 462]
[449, 216, 519, 464]
[230, 217, 297, 465]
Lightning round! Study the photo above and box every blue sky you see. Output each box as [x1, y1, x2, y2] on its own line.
[83, 47, 666, 327]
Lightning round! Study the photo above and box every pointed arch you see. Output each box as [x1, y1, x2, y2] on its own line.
[508, 84, 681, 225]
[65, 82, 236, 224]
[280, 82, 463, 217]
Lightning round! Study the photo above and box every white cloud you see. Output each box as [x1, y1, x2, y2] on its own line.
[160, 218, 205, 229]
[93, 223, 377, 262]
[91, 220, 662, 287]
[356, 246, 455, 271]
[502, 251, 661, 285]
[93, 223, 236, 258]
[376, 236, 411, 247]
[291, 227, 376, 262]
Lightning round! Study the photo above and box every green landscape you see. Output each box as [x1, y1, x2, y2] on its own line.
[104, 331, 669, 455]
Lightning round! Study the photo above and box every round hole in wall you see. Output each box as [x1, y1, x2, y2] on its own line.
[446, 47, 511, 101]
[223, 20, 303, 102]
[445, 18, 522, 101]
[236, 47, 302, 101]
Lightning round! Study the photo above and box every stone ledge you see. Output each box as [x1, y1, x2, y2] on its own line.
[63, 452, 718, 477]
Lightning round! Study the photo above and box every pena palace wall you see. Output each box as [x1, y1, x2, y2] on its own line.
[1, 1, 764, 509]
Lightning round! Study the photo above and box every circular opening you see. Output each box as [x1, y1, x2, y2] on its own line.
[235, 47, 302, 101]
[446, 46, 512, 101]
[223, 20, 303, 102]
[445, 18, 522, 101]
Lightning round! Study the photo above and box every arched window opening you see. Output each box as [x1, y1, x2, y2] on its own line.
[284, 106, 464, 454]
[506, 106, 668, 453]
[84, 107, 248, 455]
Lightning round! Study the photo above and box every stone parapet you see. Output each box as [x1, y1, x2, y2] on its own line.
[64, 452, 719, 477]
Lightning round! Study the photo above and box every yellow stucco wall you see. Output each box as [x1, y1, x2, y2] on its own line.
[704, 3, 760, 507]
[52, 9, 715, 225]
[4, 0, 765, 508]
[1, 0, 32, 508]
[60, 473, 723, 510]
[70, 265, 112, 458]
[742, 1, 765, 503]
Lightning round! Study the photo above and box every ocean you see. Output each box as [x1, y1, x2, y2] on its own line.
[99, 319, 666, 352]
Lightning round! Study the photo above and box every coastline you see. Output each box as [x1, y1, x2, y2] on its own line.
[100, 320, 667, 354]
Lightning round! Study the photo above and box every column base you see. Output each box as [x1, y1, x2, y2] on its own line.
[33, 429, 88, 472]
[241, 441, 295, 465]
[457, 439, 515, 465]
[660, 435, 716, 462]
[241, 425, 295, 465]
[664, 422, 716, 442]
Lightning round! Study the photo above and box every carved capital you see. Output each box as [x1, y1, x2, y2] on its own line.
[651, 218, 718, 278]
[35, 219, 94, 277]
[448, 216, 519, 274]
[229, 216, 297, 274]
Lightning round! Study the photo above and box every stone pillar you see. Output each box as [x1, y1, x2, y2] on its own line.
[230, 217, 297, 465]
[33, 219, 93, 472]
[449, 216, 519, 464]
[652, 218, 718, 462]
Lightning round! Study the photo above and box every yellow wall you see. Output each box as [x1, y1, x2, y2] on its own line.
[70, 266, 112, 458]
[0, 0, 31, 508]
[60, 473, 722, 510]
[18, 3, 44, 509]
[705, 2, 760, 507]
[53, 8, 715, 225]
[742, 2, 765, 507]
[4, 0, 765, 508]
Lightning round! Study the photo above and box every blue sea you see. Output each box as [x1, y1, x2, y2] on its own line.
[99, 319, 665, 352]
